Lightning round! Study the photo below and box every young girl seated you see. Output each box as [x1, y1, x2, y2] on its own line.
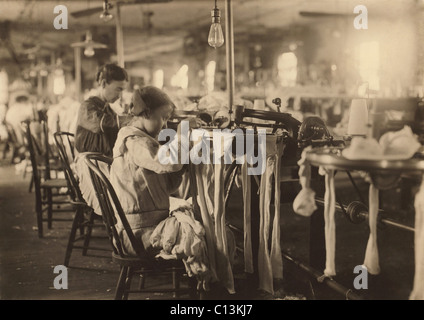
[109, 86, 200, 255]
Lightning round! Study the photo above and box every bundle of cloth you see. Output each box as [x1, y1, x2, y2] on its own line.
[149, 200, 212, 291]
[293, 146, 318, 218]
[342, 126, 422, 161]
[196, 91, 253, 120]
[165, 91, 195, 111]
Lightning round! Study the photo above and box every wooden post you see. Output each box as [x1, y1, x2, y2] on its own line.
[115, 3, 125, 68]
[225, 0, 235, 115]
[74, 47, 81, 102]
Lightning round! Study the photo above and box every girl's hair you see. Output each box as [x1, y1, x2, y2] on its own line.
[131, 86, 175, 118]
[96, 64, 128, 85]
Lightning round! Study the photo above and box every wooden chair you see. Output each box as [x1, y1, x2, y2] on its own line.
[2, 122, 23, 164]
[24, 120, 72, 238]
[24, 121, 63, 193]
[83, 152, 198, 300]
[53, 132, 109, 266]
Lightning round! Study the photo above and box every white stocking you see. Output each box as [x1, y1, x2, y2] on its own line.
[363, 184, 380, 275]
[214, 162, 235, 294]
[191, 163, 218, 282]
[258, 156, 274, 293]
[270, 148, 284, 280]
[410, 175, 424, 300]
[322, 168, 336, 277]
[241, 161, 254, 274]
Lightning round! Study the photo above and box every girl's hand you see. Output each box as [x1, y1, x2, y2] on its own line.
[187, 117, 203, 129]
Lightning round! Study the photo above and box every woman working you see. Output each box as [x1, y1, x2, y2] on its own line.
[74, 63, 132, 214]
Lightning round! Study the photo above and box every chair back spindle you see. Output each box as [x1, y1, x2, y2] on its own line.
[53, 132, 83, 203]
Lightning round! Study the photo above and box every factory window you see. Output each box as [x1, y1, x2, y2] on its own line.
[153, 69, 164, 89]
[205, 60, 216, 93]
[171, 65, 189, 90]
[278, 52, 297, 87]
[53, 69, 65, 96]
[357, 41, 380, 92]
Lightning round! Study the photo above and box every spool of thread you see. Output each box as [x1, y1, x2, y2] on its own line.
[253, 99, 265, 110]
[347, 99, 369, 136]
[253, 99, 267, 126]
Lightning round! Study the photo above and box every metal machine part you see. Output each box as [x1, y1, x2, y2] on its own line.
[233, 104, 301, 139]
[298, 116, 344, 148]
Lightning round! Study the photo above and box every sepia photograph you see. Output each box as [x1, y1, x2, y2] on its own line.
[0, 0, 423, 304]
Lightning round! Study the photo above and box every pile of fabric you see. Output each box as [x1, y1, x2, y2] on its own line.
[149, 203, 212, 291]
[342, 126, 422, 160]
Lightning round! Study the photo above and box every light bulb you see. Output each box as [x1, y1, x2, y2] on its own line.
[100, 11, 113, 22]
[208, 23, 224, 49]
[84, 46, 95, 57]
[208, 7, 224, 49]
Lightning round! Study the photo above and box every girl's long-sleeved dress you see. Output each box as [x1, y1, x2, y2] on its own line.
[110, 126, 186, 255]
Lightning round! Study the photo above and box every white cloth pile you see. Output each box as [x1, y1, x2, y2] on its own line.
[150, 205, 212, 291]
[343, 126, 422, 160]
[293, 146, 318, 217]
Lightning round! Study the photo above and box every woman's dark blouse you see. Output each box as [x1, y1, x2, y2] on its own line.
[75, 96, 119, 157]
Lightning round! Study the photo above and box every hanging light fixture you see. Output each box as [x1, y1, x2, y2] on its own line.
[84, 46, 95, 57]
[71, 30, 108, 58]
[100, 0, 114, 22]
[208, 0, 224, 49]
[83, 31, 95, 57]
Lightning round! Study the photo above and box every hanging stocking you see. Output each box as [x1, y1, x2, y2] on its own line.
[241, 161, 254, 274]
[191, 163, 218, 282]
[270, 145, 284, 280]
[258, 155, 274, 293]
[320, 167, 337, 277]
[410, 174, 424, 300]
[363, 183, 380, 275]
[214, 162, 235, 294]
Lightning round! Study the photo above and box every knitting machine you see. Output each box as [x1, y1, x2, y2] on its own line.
[170, 97, 345, 168]
[171, 97, 423, 300]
